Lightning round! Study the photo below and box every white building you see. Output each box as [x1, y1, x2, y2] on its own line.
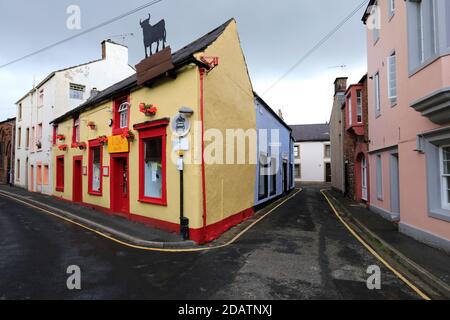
[14, 40, 135, 194]
[291, 124, 331, 183]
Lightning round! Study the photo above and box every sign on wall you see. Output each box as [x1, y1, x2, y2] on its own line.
[108, 135, 129, 154]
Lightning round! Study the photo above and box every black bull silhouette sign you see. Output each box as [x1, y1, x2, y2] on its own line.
[140, 14, 167, 58]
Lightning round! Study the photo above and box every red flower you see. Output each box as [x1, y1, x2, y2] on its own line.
[58, 144, 68, 151]
[139, 103, 157, 115]
[56, 134, 65, 141]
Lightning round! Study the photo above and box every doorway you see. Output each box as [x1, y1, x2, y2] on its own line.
[282, 161, 288, 193]
[73, 156, 83, 203]
[110, 154, 129, 217]
[29, 164, 34, 192]
[361, 155, 368, 201]
[390, 153, 400, 216]
[325, 163, 332, 183]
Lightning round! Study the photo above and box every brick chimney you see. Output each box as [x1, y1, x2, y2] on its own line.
[334, 77, 348, 95]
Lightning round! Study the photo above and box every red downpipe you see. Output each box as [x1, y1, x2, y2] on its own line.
[199, 68, 207, 242]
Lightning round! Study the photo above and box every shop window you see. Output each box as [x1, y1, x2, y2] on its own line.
[88, 143, 102, 195]
[56, 156, 64, 192]
[136, 120, 168, 206]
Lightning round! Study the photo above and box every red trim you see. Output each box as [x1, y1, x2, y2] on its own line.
[199, 68, 207, 243]
[55, 155, 64, 192]
[72, 116, 79, 144]
[137, 122, 168, 206]
[88, 139, 103, 196]
[72, 156, 83, 203]
[52, 125, 58, 146]
[110, 153, 130, 218]
[134, 119, 170, 131]
[112, 95, 130, 136]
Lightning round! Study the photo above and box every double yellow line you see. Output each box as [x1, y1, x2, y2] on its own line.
[0, 189, 301, 253]
[321, 190, 431, 300]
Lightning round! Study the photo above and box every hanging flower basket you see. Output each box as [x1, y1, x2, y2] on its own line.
[87, 121, 96, 130]
[139, 103, 157, 116]
[98, 136, 108, 145]
[71, 142, 79, 149]
[77, 142, 87, 150]
[58, 144, 68, 151]
[121, 130, 135, 142]
[56, 134, 66, 141]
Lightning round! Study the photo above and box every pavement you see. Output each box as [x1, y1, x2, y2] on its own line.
[323, 188, 450, 299]
[0, 183, 422, 299]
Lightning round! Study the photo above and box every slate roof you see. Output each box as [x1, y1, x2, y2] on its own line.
[51, 18, 235, 125]
[290, 124, 330, 142]
[362, 0, 376, 23]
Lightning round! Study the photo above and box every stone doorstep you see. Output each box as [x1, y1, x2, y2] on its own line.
[324, 190, 450, 300]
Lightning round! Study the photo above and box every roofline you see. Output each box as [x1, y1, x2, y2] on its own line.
[295, 139, 330, 143]
[0, 117, 16, 125]
[362, 0, 376, 24]
[15, 58, 103, 104]
[253, 92, 292, 132]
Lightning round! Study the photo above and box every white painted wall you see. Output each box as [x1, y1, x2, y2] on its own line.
[14, 41, 135, 195]
[298, 141, 330, 182]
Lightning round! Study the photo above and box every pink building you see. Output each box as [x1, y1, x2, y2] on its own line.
[363, 0, 450, 252]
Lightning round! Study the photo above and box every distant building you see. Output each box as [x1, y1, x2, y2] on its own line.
[14, 40, 135, 195]
[0, 118, 16, 185]
[291, 124, 331, 183]
[330, 78, 348, 192]
[362, 0, 450, 251]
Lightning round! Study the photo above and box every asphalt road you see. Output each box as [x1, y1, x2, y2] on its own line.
[0, 185, 420, 300]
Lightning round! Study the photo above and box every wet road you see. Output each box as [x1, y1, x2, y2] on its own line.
[0, 185, 420, 300]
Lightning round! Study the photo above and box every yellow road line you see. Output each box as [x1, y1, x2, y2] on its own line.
[0, 189, 301, 253]
[320, 189, 431, 301]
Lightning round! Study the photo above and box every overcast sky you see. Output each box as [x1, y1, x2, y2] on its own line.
[0, 0, 368, 125]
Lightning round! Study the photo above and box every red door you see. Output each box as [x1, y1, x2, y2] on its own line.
[111, 155, 129, 217]
[73, 157, 83, 202]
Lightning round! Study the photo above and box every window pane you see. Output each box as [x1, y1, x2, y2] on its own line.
[144, 137, 163, 199]
[92, 147, 101, 192]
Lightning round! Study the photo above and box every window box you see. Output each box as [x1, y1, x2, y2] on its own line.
[121, 130, 135, 142]
[139, 103, 158, 116]
[56, 134, 66, 141]
[98, 135, 108, 145]
[58, 144, 68, 151]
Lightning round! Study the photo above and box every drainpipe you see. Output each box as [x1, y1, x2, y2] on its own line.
[199, 68, 207, 243]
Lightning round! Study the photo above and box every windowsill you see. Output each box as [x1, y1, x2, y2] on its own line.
[113, 128, 129, 136]
[429, 209, 450, 223]
[409, 53, 450, 78]
[375, 113, 381, 119]
[388, 12, 395, 22]
[88, 191, 103, 197]
[373, 37, 380, 47]
[391, 101, 398, 108]
[139, 197, 167, 206]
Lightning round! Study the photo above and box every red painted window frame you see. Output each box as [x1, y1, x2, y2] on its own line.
[56, 155, 64, 192]
[136, 120, 169, 206]
[88, 139, 103, 196]
[112, 95, 130, 136]
[52, 125, 58, 145]
[72, 116, 80, 144]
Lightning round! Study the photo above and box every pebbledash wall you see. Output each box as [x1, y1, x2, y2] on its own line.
[14, 40, 135, 195]
[363, 0, 450, 251]
[50, 19, 264, 244]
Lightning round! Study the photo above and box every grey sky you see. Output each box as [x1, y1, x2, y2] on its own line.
[0, 0, 368, 124]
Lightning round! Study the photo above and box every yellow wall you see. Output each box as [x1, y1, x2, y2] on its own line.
[53, 19, 256, 233]
[196, 20, 256, 226]
[53, 65, 204, 228]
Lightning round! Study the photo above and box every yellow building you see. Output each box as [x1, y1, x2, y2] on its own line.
[50, 19, 256, 244]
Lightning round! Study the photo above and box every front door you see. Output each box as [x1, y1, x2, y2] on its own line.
[73, 157, 83, 203]
[325, 163, 332, 183]
[111, 155, 129, 216]
[282, 161, 288, 193]
[361, 156, 368, 201]
[390, 153, 400, 216]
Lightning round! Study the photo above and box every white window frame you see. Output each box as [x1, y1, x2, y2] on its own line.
[374, 72, 381, 117]
[118, 102, 129, 129]
[387, 51, 397, 105]
[356, 89, 363, 123]
[70, 83, 85, 100]
[348, 94, 352, 126]
[439, 145, 450, 210]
